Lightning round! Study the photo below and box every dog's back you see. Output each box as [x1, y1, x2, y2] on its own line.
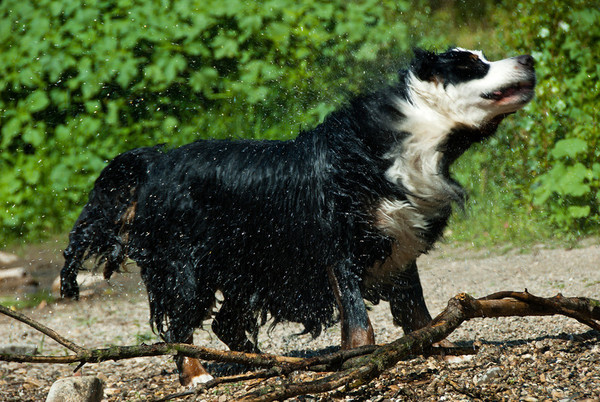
[128, 134, 361, 341]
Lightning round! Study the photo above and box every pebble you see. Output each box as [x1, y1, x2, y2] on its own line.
[46, 376, 104, 402]
[0, 251, 19, 267]
[473, 367, 502, 385]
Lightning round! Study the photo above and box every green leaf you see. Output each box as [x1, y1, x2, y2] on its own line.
[1, 118, 22, 147]
[558, 163, 592, 197]
[567, 205, 590, 219]
[238, 15, 263, 34]
[212, 35, 239, 59]
[22, 125, 45, 147]
[551, 138, 588, 159]
[190, 67, 219, 93]
[116, 58, 140, 88]
[592, 163, 600, 179]
[26, 91, 49, 113]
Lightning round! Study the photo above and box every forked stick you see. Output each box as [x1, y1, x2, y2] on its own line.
[1, 290, 599, 401]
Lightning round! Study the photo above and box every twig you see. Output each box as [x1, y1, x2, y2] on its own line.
[240, 292, 600, 400]
[480, 291, 600, 331]
[0, 304, 85, 353]
[157, 367, 285, 401]
[1, 291, 599, 402]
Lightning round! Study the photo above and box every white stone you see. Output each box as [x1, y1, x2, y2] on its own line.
[51, 273, 107, 296]
[473, 367, 503, 385]
[46, 376, 104, 402]
[0, 267, 27, 281]
[0, 251, 19, 267]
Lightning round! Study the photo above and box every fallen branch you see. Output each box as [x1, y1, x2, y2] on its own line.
[1, 290, 599, 401]
[238, 291, 600, 401]
[0, 302, 85, 353]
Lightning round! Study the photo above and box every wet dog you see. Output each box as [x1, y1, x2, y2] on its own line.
[61, 48, 535, 386]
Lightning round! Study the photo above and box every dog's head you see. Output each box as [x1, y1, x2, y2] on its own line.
[407, 47, 536, 128]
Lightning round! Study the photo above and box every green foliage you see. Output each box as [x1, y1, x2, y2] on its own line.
[1, 0, 434, 241]
[497, 0, 600, 234]
[451, 0, 600, 243]
[3, 0, 596, 244]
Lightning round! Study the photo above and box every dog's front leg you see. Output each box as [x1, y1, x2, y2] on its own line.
[388, 261, 432, 333]
[328, 261, 375, 349]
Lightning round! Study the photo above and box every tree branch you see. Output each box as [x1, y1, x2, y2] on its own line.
[239, 292, 600, 401]
[1, 291, 599, 402]
[0, 304, 85, 353]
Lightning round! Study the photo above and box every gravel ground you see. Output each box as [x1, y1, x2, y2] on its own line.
[1, 240, 600, 401]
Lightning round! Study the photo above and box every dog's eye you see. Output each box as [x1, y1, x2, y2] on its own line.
[456, 62, 475, 70]
[456, 54, 481, 70]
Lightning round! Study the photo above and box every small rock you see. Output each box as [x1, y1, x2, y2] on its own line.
[473, 367, 503, 385]
[46, 376, 104, 402]
[0, 344, 38, 355]
[103, 387, 120, 396]
[0, 251, 19, 267]
[0, 267, 27, 281]
[443, 354, 475, 364]
[95, 372, 108, 383]
[0, 267, 38, 289]
[521, 353, 534, 360]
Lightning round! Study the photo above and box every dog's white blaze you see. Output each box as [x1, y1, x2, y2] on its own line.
[452, 47, 487, 61]
[385, 92, 462, 206]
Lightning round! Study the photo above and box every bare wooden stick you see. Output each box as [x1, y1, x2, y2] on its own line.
[240, 292, 600, 401]
[0, 304, 85, 353]
[156, 367, 285, 401]
[1, 291, 599, 402]
[479, 290, 600, 330]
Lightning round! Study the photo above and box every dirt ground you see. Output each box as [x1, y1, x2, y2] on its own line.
[1, 239, 600, 401]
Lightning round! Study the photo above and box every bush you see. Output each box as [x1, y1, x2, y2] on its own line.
[501, 0, 600, 234]
[450, 0, 600, 243]
[1, 0, 430, 241]
[10, 0, 590, 245]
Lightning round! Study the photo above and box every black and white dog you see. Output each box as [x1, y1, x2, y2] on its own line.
[61, 48, 535, 386]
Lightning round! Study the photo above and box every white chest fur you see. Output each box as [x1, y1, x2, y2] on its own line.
[365, 94, 463, 287]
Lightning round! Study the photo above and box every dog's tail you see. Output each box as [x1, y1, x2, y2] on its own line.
[60, 146, 163, 299]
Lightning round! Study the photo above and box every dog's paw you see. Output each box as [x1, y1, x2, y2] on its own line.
[188, 373, 214, 388]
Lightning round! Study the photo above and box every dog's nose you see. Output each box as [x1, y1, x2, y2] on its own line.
[516, 54, 535, 68]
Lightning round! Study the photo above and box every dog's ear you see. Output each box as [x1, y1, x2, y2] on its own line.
[411, 48, 438, 81]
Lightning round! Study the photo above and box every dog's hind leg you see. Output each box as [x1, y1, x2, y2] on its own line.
[60, 209, 97, 299]
[60, 243, 85, 299]
[175, 334, 214, 387]
[328, 261, 375, 349]
[387, 261, 432, 333]
[211, 298, 260, 353]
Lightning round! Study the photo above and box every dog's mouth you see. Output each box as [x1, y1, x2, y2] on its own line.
[481, 79, 536, 103]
